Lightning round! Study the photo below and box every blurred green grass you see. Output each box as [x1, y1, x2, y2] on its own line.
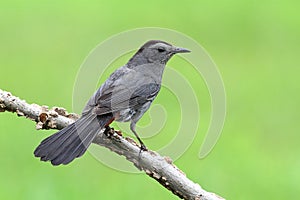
[1, 0, 300, 199]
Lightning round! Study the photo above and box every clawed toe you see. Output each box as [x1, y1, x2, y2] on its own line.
[140, 143, 148, 151]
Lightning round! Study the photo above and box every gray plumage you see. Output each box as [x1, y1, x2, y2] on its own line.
[34, 40, 190, 165]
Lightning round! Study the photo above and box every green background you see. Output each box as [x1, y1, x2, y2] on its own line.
[0, 1, 299, 199]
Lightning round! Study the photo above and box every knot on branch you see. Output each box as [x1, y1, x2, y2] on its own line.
[36, 106, 79, 130]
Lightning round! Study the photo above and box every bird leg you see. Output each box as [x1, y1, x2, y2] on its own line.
[130, 122, 147, 151]
[103, 117, 116, 137]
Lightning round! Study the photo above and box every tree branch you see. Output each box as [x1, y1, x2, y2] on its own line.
[0, 89, 225, 200]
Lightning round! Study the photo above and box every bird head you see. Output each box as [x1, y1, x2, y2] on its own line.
[128, 40, 190, 66]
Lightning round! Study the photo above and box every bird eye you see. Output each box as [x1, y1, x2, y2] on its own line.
[157, 48, 165, 53]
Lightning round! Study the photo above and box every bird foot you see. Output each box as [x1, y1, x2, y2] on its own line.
[104, 126, 114, 137]
[138, 143, 148, 158]
[140, 143, 148, 151]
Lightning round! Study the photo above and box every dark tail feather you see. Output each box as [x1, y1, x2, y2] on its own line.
[34, 113, 113, 166]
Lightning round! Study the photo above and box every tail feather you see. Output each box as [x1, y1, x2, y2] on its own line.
[34, 113, 113, 166]
[36, 124, 77, 160]
[51, 121, 98, 165]
[39, 113, 95, 162]
[52, 130, 95, 165]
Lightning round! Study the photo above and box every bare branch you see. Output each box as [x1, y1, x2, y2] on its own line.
[0, 88, 225, 200]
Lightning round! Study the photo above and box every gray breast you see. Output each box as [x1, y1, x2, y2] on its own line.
[115, 108, 136, 122]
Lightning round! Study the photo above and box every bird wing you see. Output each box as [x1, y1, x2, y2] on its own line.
[88, 67, 161, 116]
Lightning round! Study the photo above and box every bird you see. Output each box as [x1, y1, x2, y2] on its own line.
[34, 40, 190, 165]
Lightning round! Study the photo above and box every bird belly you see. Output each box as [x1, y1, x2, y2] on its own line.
[114, 108, 136, 122]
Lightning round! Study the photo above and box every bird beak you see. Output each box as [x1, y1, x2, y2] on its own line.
[172, 46, 191, 53]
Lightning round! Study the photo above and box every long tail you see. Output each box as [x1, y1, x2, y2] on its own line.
[34, 113, 113, 166]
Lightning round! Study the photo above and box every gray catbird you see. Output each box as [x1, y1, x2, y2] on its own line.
[34, 40, 190, 165]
